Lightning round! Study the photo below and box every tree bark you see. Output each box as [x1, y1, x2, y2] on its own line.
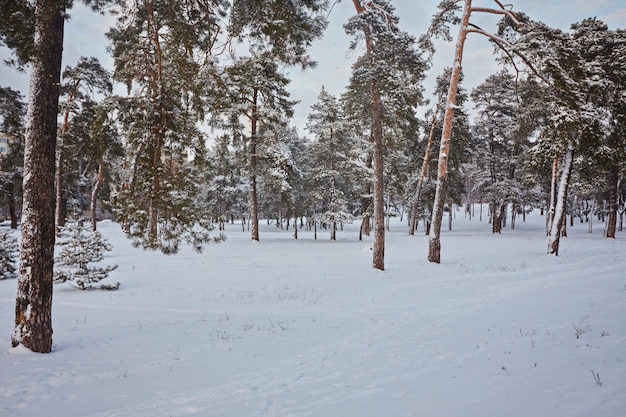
[492, 200, 506, 233]
[428, 0, 471, 263]
[91, 160, 105, 231]
[606, 167, 618, 239]
[546, 155, 559, 236]
[371, 79, 385, 270]
[409, 101, 439, 235]
[13, 0, 65, 353]
[248, 88, 260, 241]
[9, 191, 18, 229]
[548, 141, 574, 255]
[351, 0, 384, 270]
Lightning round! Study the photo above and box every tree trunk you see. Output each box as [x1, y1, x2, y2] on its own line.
[371, 79, 385, 270]
[352, 0, 384, 270]
[606, 168, 618, 239]
[90, 160, 104, 231]
[547, 155, 559, 236]
[55, 80, 79, 232]
[409, 101, 439, 235]
[9, 193, 18, 229]
[492, 200, 506, 234]
[428, 0, 471, 264]
[548, 141, 574, 255]
[13, 0, 65, 353]
[54, 147, 65, 231]
[248, 88, 260, 241]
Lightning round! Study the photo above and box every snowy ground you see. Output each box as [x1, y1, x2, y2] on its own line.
[1, 208, 625, 417]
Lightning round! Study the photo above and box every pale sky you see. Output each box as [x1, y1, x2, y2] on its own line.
[1, 0, 625, 136]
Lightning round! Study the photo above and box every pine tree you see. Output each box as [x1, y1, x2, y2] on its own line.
[107, 0, 227, 254]
[306, 87, 357, 239]
[346, 0, 428, 269]
[226, 0, 329, 241]
[421, 0, 538, 263]
[0, 231, 18, 280]
[53, 219, 119, 290]
[56, 56, 113, 230]
[0, 86, 26, 229]
[10, 0, 65, 353]
[471, 70, 528, 233]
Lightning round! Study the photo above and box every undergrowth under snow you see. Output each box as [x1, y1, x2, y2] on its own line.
[1, 208, 625, 416]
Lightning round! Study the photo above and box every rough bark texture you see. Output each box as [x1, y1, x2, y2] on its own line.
[547, 142, 574, 255]
[492, 200, 506, 234]
[371, 79, 385, 270]
[248, 88, 260, 241]
[428, 0, 471, 263]
[13, 0, 65, 353]
[606, 168, 618, 239]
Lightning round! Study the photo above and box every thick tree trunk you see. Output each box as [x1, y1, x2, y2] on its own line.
[606, 168, 618, 239]
[548, 142, 574, 255]
[428, 0, 471, 263]
[13, 0, 65, 353]
[492, 200, 506, 234]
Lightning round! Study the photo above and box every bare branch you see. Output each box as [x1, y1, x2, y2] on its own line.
[471, 7, 523, 26]
[466, 26, 550, 85]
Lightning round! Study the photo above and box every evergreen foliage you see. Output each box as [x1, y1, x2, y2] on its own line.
[53, 219, 120, 290]
[0, 231, 18, 279]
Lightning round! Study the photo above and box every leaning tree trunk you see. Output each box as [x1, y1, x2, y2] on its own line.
[409, 101, 439, 235]
[428, 0, 471, 263]
[13, 0, 65, 353]
[548, 141, 574, 255]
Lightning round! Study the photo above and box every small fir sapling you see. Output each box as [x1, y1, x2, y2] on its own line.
[0, 231, 18, 279]
[54, 220, 119, 290]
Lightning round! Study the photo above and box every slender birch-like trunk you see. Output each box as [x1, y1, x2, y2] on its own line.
[409, 101, 440, 235]
[91, 160, 105, 231]
[548, 141, 574, 255]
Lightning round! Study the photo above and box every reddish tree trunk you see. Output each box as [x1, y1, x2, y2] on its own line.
[428, 0, 471, 263]
[409, 101, 440, 235]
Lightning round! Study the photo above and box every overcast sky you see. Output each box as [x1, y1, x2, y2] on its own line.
[2, 0, 625, 136]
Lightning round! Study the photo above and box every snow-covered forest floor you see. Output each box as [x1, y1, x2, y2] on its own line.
[1, 208, 625, 417]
